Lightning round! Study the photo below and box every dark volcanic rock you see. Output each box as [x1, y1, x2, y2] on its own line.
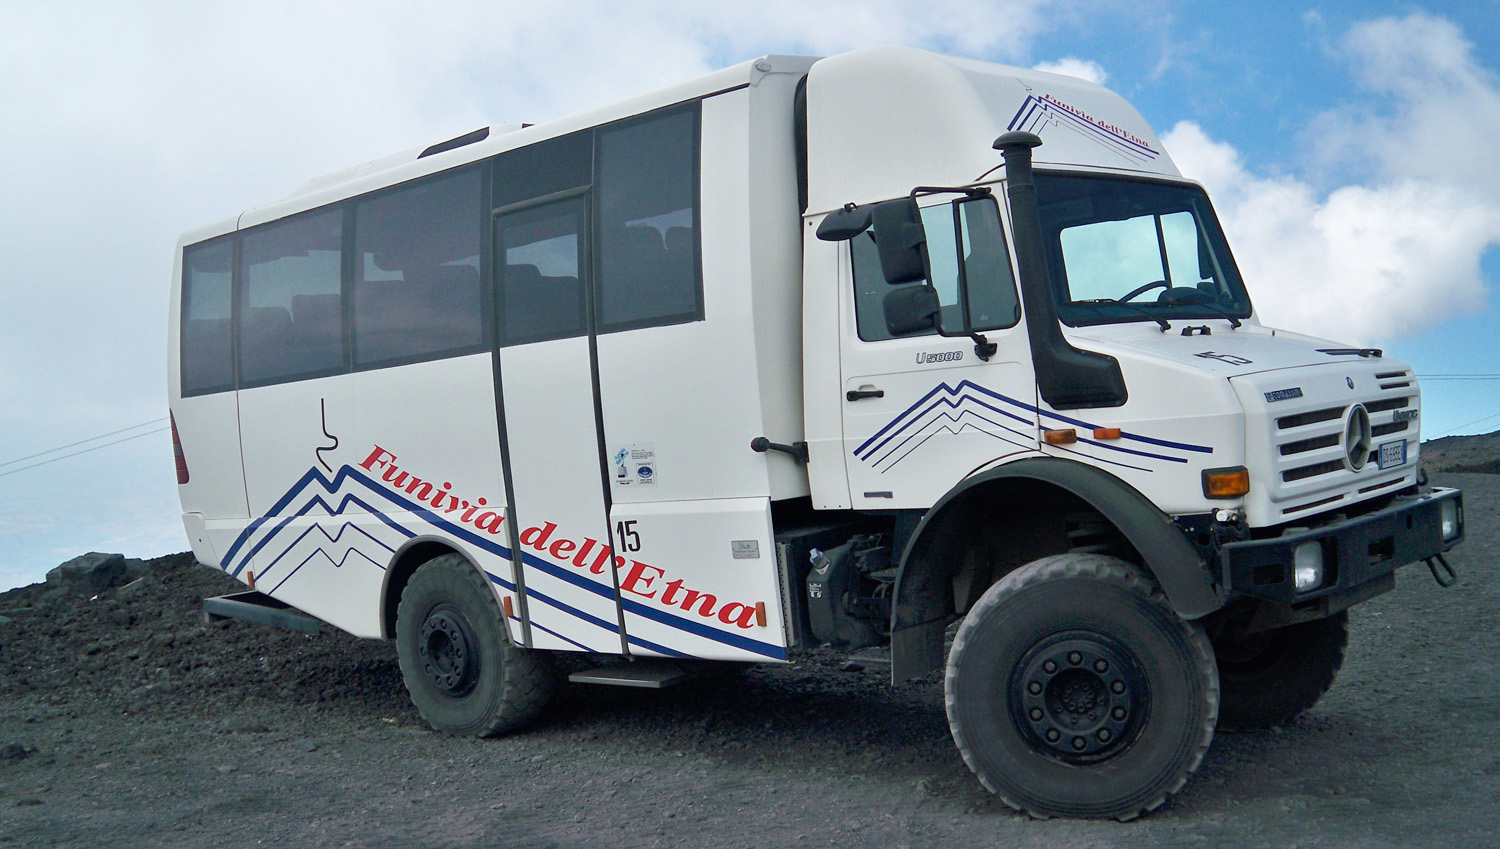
[0, 476, 1495, 848]
[45, 552, 128, 597]
[0, 742, 30, 761]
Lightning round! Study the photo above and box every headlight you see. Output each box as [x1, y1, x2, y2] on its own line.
[1440, 499, 1460, 542]
[1293, 542, 1324, 592]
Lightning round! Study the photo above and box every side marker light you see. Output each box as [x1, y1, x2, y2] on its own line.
[1043, 429, 1077, 445]
[1202, 467, 1250, 498]
[1093, 428, 1122, 440]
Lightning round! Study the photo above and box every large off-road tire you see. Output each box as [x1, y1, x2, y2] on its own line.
[945, 554, 1219, 821]
[1212, 610, 1348, 730]
[395, 554, 555, 736]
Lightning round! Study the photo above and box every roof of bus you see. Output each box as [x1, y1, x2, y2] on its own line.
[804, 47, 1180, 214]
[211, 54, 818, 239]
[177, 47, 1181, 246]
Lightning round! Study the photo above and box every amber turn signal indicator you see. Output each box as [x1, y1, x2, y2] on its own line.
[1202, 467, 1250, 498]
[1093, 427, 1121, 440]
[1043, 429, 1077, 445]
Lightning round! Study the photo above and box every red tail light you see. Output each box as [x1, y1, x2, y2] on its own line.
[171, 412, 190, 484]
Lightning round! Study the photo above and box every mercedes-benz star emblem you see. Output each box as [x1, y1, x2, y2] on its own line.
[1344, 404, 1372, 470]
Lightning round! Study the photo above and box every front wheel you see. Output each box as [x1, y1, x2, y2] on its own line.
[395, 554, 556, 736]
[945, 554, 1219, 820]
[1212, 610, 1348, 730]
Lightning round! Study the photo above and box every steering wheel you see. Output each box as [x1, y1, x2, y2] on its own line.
[1119, 279, 1169, 302]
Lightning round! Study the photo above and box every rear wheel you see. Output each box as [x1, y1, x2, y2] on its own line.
[1212, 610, 1348, 730]
[395, 554, 555, 736]
[945, 554, 1218, 820]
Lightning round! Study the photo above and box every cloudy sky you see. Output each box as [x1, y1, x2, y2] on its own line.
[2, 0, 1497, 590]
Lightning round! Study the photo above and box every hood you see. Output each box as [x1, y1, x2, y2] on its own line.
[1065, 321, 1377, 379]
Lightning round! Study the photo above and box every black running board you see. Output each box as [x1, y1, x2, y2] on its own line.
[568, 661, 693, 689]
[203, 591, 321, 634]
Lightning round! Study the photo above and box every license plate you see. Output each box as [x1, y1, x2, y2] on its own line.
[1377, 439, 1407, 470]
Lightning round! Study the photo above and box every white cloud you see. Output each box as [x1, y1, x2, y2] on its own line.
[1310, 14, 1500, 195]
[1032, 57, 1108, 84]
[0, 0, 1068, 589]
[1164, 13, 1500, 346]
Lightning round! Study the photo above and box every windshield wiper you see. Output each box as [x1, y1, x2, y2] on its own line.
[1158, 293, 1242, 329]
[1075, 299, 1171, 332]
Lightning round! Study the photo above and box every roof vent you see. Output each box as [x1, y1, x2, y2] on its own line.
[420, 127, 491, 159]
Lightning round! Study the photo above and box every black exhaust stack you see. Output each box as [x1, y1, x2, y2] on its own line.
[994, 131, 1127, 410]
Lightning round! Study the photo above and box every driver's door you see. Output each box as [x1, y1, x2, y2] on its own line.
[840, 196, 1038, 509]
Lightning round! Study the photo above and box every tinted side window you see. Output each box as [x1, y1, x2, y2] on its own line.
[180, 237, 235, 395]
[850, 225, 953, 342]
[498, 198, 587, 345]
[494, 131, 591, 209]
[237, 209, 345, 386]
[596, 106, 701, 330]
[955, 198, 1021, 331]
[851, 198, 1021, 341]
[353, 169, 483, 367]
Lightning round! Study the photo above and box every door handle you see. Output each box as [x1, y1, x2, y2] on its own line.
[846, 388, 885, 401]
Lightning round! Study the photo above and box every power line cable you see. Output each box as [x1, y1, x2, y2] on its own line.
[1434, 410, 1500, 439]
[0, 426, 170, 479]
[0, 417, 168, 468]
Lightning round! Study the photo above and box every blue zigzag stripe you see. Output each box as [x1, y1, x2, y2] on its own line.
[853, 380, 1211, 471]
[875, 418, 1035, 473]
[257, 520, 395, 583]
[1007, 95, 1158, 162]
[223, 465, 785, 660]
[268, 545, 388, 596]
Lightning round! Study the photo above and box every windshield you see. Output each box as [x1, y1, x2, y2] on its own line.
[1034, 173, 1252, 327]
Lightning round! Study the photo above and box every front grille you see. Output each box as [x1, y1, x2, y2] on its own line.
[1264, 370, 1420, 516]
[1376, 369, 1414, 390]
[1283, 459, 1344, 482]
[1277, 407, 1343, 430]
[1282, 494, 1342, 514]
[1359, 477, 1409, 495]
[1280, 433, 1340, 456]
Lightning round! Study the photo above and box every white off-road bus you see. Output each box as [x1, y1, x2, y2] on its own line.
[171, 47, 1465, 819]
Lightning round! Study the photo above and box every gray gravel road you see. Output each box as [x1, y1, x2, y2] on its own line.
[1, 474, 1495, 848]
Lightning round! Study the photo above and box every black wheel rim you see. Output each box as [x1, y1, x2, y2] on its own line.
[1010, 630, 1150, 764]
[418, 605, 480, 697]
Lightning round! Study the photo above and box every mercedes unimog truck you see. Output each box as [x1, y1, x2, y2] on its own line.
[171, 46, 1466, 820]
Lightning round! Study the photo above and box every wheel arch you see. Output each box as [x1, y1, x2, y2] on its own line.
[890, 457, 1223, 683]
[380, 536, 490, 640]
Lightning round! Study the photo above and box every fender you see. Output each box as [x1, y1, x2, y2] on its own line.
[889, 457, 1223, 683]
[380, 536, 520, 646]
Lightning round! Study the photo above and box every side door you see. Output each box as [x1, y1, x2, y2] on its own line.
[493, 193, 626, 654]
[840, 194, 1038, 509]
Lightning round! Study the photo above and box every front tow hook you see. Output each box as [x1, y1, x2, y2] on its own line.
[1425, 553, 1458, 588]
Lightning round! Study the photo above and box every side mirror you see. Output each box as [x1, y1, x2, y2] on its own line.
[883, 285, 941, 335]
[870, 198, 928, 284]
[815, 205, 872, 241]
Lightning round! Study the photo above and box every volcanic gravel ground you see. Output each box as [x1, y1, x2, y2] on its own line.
[0, 474, 1496, 848]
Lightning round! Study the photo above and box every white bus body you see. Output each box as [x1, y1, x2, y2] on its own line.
[171, 47, 1464, 819]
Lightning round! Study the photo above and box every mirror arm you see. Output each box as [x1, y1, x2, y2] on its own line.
[970, 332, 997, 361]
